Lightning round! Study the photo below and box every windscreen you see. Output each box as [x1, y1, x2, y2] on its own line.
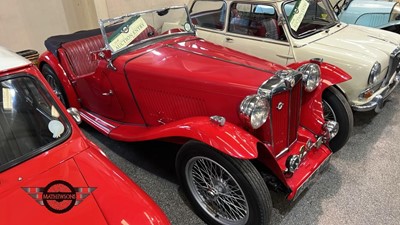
[283, 0, 339, 38]
[100, 6, 194, 53]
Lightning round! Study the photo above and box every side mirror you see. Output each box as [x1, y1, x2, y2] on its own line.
[67, 107, 82, 124]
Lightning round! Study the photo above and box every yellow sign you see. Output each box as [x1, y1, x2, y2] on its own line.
[109, 16, 147, 52]
[289, 0, 310, 32]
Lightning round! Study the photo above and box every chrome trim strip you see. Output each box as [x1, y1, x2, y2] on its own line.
[258, 70, 302, 100]
[224, 33, 290, 46]
[276, 147, 289, 159]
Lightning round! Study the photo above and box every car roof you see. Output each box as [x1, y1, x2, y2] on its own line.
[0, 46, 30, 72]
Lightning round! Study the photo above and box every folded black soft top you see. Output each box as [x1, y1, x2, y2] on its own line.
[44, 25, 118, 57]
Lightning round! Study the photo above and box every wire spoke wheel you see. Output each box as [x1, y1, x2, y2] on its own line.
[186, 156, 249, 224]
[45, 75, 63, 99]
[41, 64, 68, 106]
[322, 99, 337, 122]
[176, 142, 272, 225]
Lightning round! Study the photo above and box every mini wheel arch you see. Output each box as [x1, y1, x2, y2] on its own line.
[175, 141, 273, 225]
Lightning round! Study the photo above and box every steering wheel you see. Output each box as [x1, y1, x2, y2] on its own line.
[332, 0, 344, 15]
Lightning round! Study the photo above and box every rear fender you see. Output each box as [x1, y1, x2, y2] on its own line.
[38, 51, 80, 108]
[110, 117, 260, 159]
[287, 60, 351, 134]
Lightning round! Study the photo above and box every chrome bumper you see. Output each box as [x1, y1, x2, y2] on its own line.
[352, 73, 400, 113]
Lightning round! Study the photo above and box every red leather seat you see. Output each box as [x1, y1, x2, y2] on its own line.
[59, 26, 158, 78]
[61, 35, 104, 77]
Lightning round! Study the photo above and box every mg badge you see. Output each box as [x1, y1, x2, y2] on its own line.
[277, 102, 284, 110]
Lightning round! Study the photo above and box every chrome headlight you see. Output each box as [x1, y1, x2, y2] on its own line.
[297, 63, 321, 92]
[368, 62, 381, 85]
[239, 94, 270, 129]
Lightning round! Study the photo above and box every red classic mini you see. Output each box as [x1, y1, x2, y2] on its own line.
[38, 6, 352, 225]
[0, 46, 169, 225]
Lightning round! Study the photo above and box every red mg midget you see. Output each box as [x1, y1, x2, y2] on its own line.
[39, 6, 352, 225]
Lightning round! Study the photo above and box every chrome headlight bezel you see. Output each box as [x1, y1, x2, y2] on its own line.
[297, 63, 321, 92]
[368, 62, 381, 85]
[239, 94, 270, 129]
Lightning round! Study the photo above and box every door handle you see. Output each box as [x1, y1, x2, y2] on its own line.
[225, 37, 234, 42]
[102, 90, 113, 96]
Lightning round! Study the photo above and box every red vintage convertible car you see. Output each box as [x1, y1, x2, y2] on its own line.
[38, 6, 352, 225]
[0, 46, 169, 225]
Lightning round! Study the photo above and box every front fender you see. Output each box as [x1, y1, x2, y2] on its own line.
[288, 60, 352, 134]
[38, 51, 80, 108]
[287, 60, 352, 87]
[109, 117, 259, 159]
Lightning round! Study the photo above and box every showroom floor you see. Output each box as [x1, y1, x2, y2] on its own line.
[82, 87, 400, 225]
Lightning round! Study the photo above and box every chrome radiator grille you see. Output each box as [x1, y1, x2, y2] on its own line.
[383, 47, 400, 87]
[270, 80, 302, 152]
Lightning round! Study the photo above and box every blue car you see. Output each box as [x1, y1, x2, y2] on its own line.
[335, 0, 400, 33]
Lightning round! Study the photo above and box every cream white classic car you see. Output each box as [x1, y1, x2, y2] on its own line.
[189, 0, 400, 147]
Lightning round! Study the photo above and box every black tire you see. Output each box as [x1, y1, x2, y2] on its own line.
[176, 141, 272, 225]
[322, 87, 353, 152]
[41, 64, 68, 107]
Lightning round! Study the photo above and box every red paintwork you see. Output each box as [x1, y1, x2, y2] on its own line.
[288, 61, 352, 135]
[79, 109, 259, 159]
[39, 33, 351, 200]
[279, 127, 331, 199]
[74, 141, 169, 224]
[0, 64, 170, 224]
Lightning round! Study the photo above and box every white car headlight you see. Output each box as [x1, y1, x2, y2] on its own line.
[368, 62, 381, 85]
[297, 63, 321, 92]
[239, 94, 270, 129]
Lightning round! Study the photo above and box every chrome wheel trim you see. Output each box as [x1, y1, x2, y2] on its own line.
[185, 156, 249, 225]
[323, 99, 337, 122]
